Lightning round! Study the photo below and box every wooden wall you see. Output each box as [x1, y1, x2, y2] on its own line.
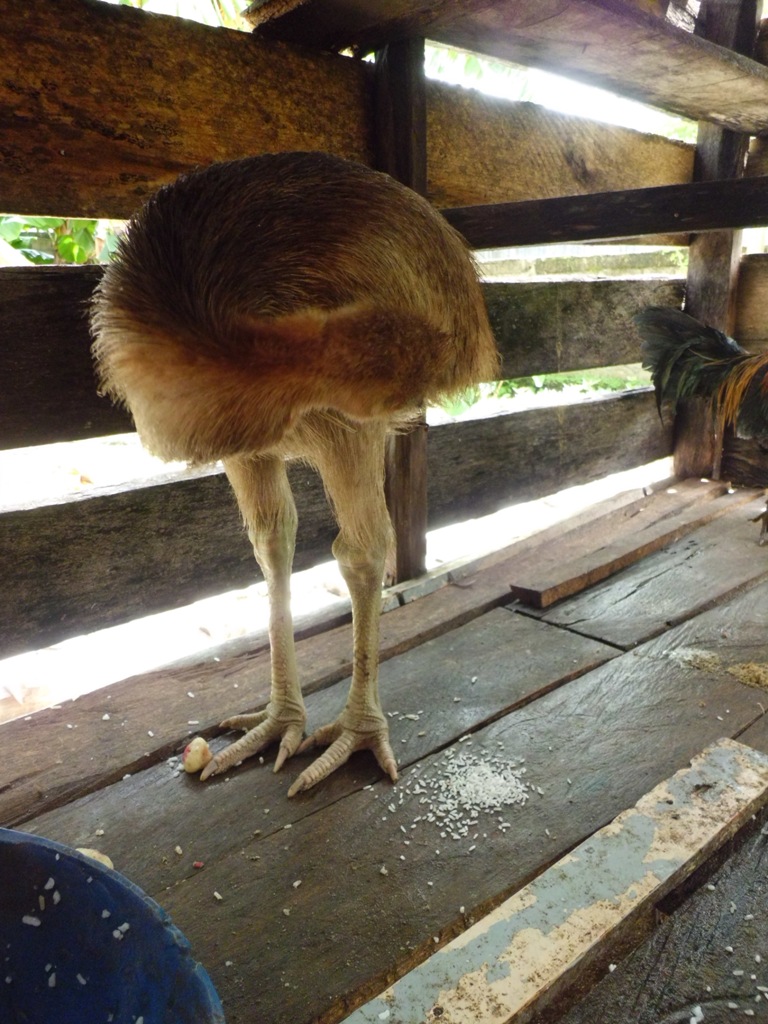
[2, 0, 767, 662]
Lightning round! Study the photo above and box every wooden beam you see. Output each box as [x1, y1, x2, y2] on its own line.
[674, 0, 759, 480]
[0, 266, 682, 450]
[0, 0, 692, 218]
[1, 392, 669, 657]
[443, 175, 768, 250]
[247, 0, 768, 135]
[375, 38, 429, 583]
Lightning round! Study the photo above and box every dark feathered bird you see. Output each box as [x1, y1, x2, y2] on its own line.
[635, 306, 768, 441]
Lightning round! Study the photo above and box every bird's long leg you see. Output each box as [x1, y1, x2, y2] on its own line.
[288, 422, 397, 797]
[201, 454, 306, 780]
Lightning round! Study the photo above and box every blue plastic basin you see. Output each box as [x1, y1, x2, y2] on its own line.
[0, 827, 225, 1024]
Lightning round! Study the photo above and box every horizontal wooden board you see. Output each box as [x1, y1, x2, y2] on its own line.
[1, 391, 670, 657]
[344, 738, 768, 1024]
[536, 494, 768, 649]
[445, 176, 768, 251]
[507, 481, 759, 609]
[17, 595, 767, 1024]
[250, 0, 768, 134]
[0, 391, 671, 655]
[0, 0, 692, 219]
[0, 266, 682, 450]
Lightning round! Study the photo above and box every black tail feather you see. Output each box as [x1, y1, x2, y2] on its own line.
[634, 306, 749, 416]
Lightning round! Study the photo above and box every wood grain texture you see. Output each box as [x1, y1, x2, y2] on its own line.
[0, 391, 671, 656]
[507, 483, 759, 609]
[0, 0, 692, 219]
[0, 266, 682, 451]
[443, 176, 768, 250]
[538, 494, 768, 649]
[248, 0, 768, 133]
[18, 603, 766, 1024]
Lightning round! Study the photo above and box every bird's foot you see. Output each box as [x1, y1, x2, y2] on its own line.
[287, 714, 397, 797]
[200, 704, 305, 780]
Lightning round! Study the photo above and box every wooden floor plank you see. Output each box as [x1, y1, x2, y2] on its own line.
[18, 610, 766, 1024]
[0, 559, 524, 828]
[19, 610, 617, 889]
[534, 494, 768, 649]
[343, 739, 768, 1024]
[507, 482, 759, 608]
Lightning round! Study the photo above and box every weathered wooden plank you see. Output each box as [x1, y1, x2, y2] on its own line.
[1, 392, 670, 656]
[0, 534, 552, 827]
[0, 266, 681, 450]
[0, 0, 692, 219]
[507, 483, 760, 609]
[537, 495, 768, 649]
[18, 609, 616, 873]
[443, 176, 768, 251]
[557, 800, 768, 1024]
[486, 277, 684, 380]
[0, 464, 336, 658]
[427, 390, 671, 531]
[0, 267, 130, 448]
[21, 618, 765, 1024]
[248, 0, 768, 135]
[344, 739, 768, 1024]
[733, 252, 768, 349]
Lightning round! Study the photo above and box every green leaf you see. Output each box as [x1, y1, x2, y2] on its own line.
[25, 216, 65, 230]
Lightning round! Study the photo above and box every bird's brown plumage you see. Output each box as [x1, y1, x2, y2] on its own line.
[90, 152, 499, 794]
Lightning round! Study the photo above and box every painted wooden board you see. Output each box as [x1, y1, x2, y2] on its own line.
[342, 739, 768, 1024]
[535, 495, 768, 649]
[18, 609, 767, 1024]
[507, 483, 759, 609]
[557, 804, 768, 1024]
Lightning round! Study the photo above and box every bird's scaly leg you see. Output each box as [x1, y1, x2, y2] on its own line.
[288, 423, 397, 796]
[201, 455, 305, 780]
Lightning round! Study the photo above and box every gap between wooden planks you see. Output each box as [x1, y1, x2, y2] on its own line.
[342, 739, 768, 1024]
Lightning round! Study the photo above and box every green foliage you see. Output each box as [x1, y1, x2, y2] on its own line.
[0, 215, 124, 265]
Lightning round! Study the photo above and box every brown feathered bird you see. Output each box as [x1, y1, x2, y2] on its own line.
[635, 305, 768, 441]
[91, 152, 499, 796]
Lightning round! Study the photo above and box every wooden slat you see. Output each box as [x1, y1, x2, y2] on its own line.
[247, 0, 768, 135]
[0, 267, 131, 448]
[537, 495, 768, 649]
[344, 738, 768, 1024]
[375, 37, 429, 581]
[0, 267, 682, 450]
[507, 481, 759, 609]
[672, 0, 758, 482]
[443, 176, 768, 250]
[733, 252, 768, 349]
[0, 391, 671, 656]
[16, 594, 767, 1024]
[0, 0, 692, 219]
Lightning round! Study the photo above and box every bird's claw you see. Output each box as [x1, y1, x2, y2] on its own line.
[200, 707, 305, 780]
[287, 720, 397, 797]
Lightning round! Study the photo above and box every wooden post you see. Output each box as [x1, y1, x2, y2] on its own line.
[674, 0, 760, 479]
[374, 38, 429, 582]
